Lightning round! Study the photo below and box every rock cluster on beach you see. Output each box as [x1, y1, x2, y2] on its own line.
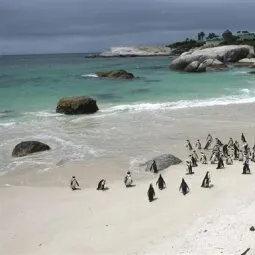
[56, 96, 99, 115]
[12, 141, 50, 157]
[170, 45, 254, 72]
[96, 70, 134, 80]
[141, 154, 182, 171]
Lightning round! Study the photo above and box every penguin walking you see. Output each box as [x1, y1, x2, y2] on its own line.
[124, 171, 133, 187]
[147, 184, 156, 202]
[156, 174, 166, 190]
[242, 157, 251, 174]
[186, 140, 193, 150]
[201, 171, 211, 188]
[195, 139, 202, 150]
[200, 152, 207, 164]
[186, 159, 194, 175]
[179, 178, 189, 195]
[241, 133, 247, 143]
[226, 155, 233, 165]
[216, 155, 224, 169]
[193, 150, 199, 161]
[70, 176, 79, 190]
[150, 160, 158, 173]
[97, 179, 106, 190]
[204, 135, 212, 150]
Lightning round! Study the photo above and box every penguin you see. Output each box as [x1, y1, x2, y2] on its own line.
[239, 150, 243, 161]
[241, 133, 247, 143]
[234, 142, 239, 160]
[190, 154, 198, 167]
[156, 174, 166, 190]
[207, 134, 213, 142]
[147, 184, 155, 202]
[193, 150, 199, 161]
[216, 155, 224, 169]
[70, 176, 79, 190]
[201, 171, 211, 188]
[195, 139, 202, 150]
[228, 137, 234, 147]
[186, 158, 194, 175]
[179, 178, 189, 195]
[124, 171, 133, 187]
[186, 140, 193, 150]
[210, 152, 217, 164]
[223, 144, 229, 157]
[204, 139, 212, 150]
[226, 155, 233, 165]
[242, 157, 251, 174]
[215, 138, 223, 147]
[150, 160, 158, 173]
[97, 179, 106, 190]
[200, 152, 207, 164]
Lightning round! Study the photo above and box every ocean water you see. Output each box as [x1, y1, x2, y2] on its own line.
[1, 54, 255, 175]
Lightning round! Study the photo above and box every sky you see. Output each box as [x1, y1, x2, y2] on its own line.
[0, 0, 255, 54]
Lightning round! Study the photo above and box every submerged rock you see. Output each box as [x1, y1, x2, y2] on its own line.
[141, 154, 182, 172]
[170, 45, 254, 72]
[56, 96, 99, 115]
[96, 70, 134, 80]
[12, 141, 50, 157]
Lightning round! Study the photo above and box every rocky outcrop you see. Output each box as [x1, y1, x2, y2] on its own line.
[235, 58, 255, 67]
[141, 154, 182, 172]
[56, 96, 99, 115]
[12, 141, 50, 157]
[170, 45, 254, 72]
[96, 70, 134, 80]
[100, 46, 172, 57]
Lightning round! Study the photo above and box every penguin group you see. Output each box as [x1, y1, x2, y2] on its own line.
[69, 133, 252, 203]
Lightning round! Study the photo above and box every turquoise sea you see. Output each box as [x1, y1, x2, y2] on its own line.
[1, 54, 255, 174]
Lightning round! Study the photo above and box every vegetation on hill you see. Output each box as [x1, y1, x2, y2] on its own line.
[166, 39, 205, 55]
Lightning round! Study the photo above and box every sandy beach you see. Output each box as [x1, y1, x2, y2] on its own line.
[1, 103, 255, 254]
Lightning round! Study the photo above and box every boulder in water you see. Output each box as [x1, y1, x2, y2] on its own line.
[141, 154, 182, 172]
[56, 96, 99, 115]
[12, 141, 50, 157]
[96, 70, 134, 80]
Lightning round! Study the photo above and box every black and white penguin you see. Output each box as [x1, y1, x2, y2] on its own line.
[216, 155, 224, 169]
[147, 184, 156, 202]
[196, 139, 202, 150]
[124, 171, 133, 187]
[186, 140, 193, 150]
[200, 152, 207, 164]
[228, 137, 234, 147]
[186, 158, 194, 175]
[201, 171, 211, 188]
[70, 176, 79, 190]
[179, 178, 189, 195]
[97, 179, 106, 190]
[242, 157, 251, 174]
[223, 144, 229, 157]
[150, 160, 158, 173]
[241, 133, 247, 143]
[156, 174, 166, 190]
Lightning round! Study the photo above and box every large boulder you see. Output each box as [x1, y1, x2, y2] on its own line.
[96, 70, 134, 80]
[12, 141, 50, 157]
[56, 96, 99, 115]
[170, 45, 254, 72]
[141, 154, 182, 172]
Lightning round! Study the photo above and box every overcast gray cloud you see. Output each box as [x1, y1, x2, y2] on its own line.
[0, 0, 254, 54]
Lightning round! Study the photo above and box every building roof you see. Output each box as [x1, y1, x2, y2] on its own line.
[223, 29, 232, 34]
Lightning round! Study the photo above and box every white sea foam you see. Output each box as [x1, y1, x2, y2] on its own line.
[0, 122, 16, 127]
[24, 111, 62, 117]
[101, 95, 255, 114]
[240, 88, 250, 94]
[81, 73, 98, 78]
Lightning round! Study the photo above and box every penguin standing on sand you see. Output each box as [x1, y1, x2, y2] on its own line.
[241, 133, 247, 143]
[97, 179, 106, 190]
[228, 137, 234, 147]
[215, 138, 223, 147]
[234, 141, 239, 160]
[223, 144, 229, 157]
[156, 174, 166, 190]
[150, 160, 158, 173]
[239, 150, 243, 161]
[201, 171, 211, 188]
[216, 155, 224, 169]
[242, 157, 251, 174]
[147, 184, 156, 202]
[70, 176, 79, 190]
[179, 178, 189, 195]
[124, 171, 133, 187]
[193, 150, 199, 161]
[200, 152, 207, 164]
[226, 155, 233, 165]
[186, 140, 193, 150]
[196, 139, 202, 150]
[204, 134, 213, 150]
[186, 158, 194, 175]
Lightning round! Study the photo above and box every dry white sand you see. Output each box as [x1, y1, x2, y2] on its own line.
[1, 161, 255, 255]
[1, 103, 255, 254]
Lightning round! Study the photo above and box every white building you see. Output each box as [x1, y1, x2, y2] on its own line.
[236, 31, 255, 40]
